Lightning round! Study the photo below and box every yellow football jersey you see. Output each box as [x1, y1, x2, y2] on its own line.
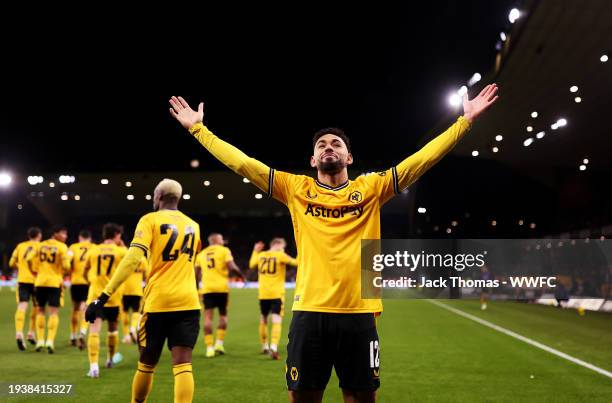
[34, 239, 70, 288]
[130, 209, 201, 313]
[9, 240, 39, 284]
[250, 250, 297, 299]
[86, 243, 127, 307]
[68, 241, 94, 285]
[190, 115, 470, 313]
[196, 245, 234, 294]
[123, 256, 148, 297]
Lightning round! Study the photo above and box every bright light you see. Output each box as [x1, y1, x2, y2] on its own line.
[243, 178, 250, 183]
[518, 219, 524, 226]
[74, 195, 80, 201]
[508, 8, 520, 23]
[471, 150, 479, 157]
[417, 207, 427, 214]
[448, 93, 461, 107]
[60, 194, 68, 201]
[530, 223, 536, 229]
[531, 111, 538, 118]
[125, 181, 132, 187]
[491, 220, 497, 226]
[500, 32, 507, 41]
[457, 86, 468, 97]
[583, 158, 589, 164]
[203, 180, 211, 186]
[217, 194, 224, 200]
[551, 123, 559, 130]
[468, 72, 482, 86]
[27, 176, 44, 185]
[570, 85, 578, 93]
[526, 126, 533, 132]
[451, 220, 458, 227]
[495, 135, 503, 142]
[446, 228, 452, 234]
[190, 159, 200, 168]
[101, 179, 109, 185]
[145, 194, 152, 200]
[579, 164, 587, 171]
[536, 131, 545, 139]
[17, 204, 23, 210]
[49, 182, 55, 188]
[183, 194, 191, 200]
[601, 54, 609, 62]
[59, 175, 75, 184]
[523, 138, 534, 147]
[574, 96, 582, 103]
[255, 193, 263, 199]
[556, 118, 567, 127]
[492, 146, 499, 153]
[127, 194, 134, 200]
[0, 172, 13, 187]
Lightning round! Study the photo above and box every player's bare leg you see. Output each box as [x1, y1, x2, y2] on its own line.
[106, 320, 120, 368]
[214, 314, 227, 355]
[260, 314, 269, 354]
[289, 390, 324, 403]
[87, 318, 103, 377]
[203, 309, 215, 357]
[171, 346, 194, 403]
[15, 301, 29, 350]
[341, 389, 376, 403]
[270, 313, 282, 360]
[78, 301, 87, 349]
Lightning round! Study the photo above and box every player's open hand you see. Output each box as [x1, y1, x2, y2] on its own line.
[169, 96, 204, 130]
[253, 241, 265, 252]
[463, 84, 499, 124]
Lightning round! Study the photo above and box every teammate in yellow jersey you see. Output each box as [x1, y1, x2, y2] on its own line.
[194, 233, 244, 358]
[86, 179, 201, 403]
[249, 238, 297, 360]
[68, 229, 94, 349]
[84, 223, 127, 378]
[121, 255, 148, 344]
[33, 226, 71, 353]
[9, 227, 42, 350]
[170, 86, 498, 403]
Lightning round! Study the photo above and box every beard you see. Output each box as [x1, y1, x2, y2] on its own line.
[318, 159, 345, 174]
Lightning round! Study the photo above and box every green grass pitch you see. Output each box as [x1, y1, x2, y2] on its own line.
[0, 288, 611, 402]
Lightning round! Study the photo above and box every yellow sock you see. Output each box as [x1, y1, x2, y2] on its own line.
[47, 314, 59, 343]
[271, 322, 282, 347]
[216, 329, 226, 342]
[173, 363, 194, 403]
[131, 312, 141, 331]
[28, 309, 37, 335]
[132, 361, 155, 403]
[88, 333, 100, 365]
[36, 314, 46, 342]
[204, 334, 214, 347]
[122, 310, 130, 336]
[259, 322, 268, 345]
[70, 310, 79, 336]
[107, 331, 119, 360]
[15, 309, 26, 335]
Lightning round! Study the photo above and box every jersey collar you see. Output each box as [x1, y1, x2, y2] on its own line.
[315, 179, 350, 191]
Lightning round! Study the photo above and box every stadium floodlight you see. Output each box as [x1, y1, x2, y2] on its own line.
[471, 150, 479, 157]
[101, 178, 109, 185]
[574, 96, 581, 103]
[531, 111, 538, 118]
[550, 123, 558, 130]
[125, 181, 132, 187]
[61, 194, 68, 201]
[601, 54, 609, 62]
[495, 135, 503, 141]
[530, 222, 536, 229]
[523, 138, 534, 147]
[190, 159, 200, 168]
[217, 194, 224, 200]
[49, 182, 56, 188]
[446, 228, 452, 234]
[27, 176, 44, 185]
[59, 175, 75, 184]
[518, 219, 524, 226]
[500, 32, 506, 41]
[417, 207, 427, 214]
[451, 220, 458, 227]
[526, 126, 533, 132]
[508, 8, 520, 23]
[492, 146, 499, 153]
[569, 85, 578, 93]
[243, 178, 250, 183]
[0, 172, 12, 187]
[127, 194, 134, 200]
[183, 194, 191, 200]
[491, 220, 497, 226]
[255, 193, 263, 199]
[583, 158, 589, 164]
[448, 92, 461, 107]
[17, 204, 23, 210]
[579, 164, 587, 171]
[74, 195, 81, 201]
[536, 131, 545, 139]
[145, 194, 152, 200]
[203, 180, 211, 186]
[556, 118, 567, 127]
[457, 86, 468, 96]
[467, 73, 482, 87]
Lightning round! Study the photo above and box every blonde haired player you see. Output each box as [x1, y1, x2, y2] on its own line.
[86, 178, 201, 403]
[249, 238, 297, 360]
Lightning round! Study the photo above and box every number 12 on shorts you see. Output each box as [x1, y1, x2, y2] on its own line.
[369, 340, 380, 368]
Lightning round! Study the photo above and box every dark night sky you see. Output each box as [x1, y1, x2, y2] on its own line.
[0, 1, 517, 173]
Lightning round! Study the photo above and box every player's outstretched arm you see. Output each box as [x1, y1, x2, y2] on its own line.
[169, 96, 272, 194]
[249, 242, 264, 269]
[395, 84, 499, 191]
